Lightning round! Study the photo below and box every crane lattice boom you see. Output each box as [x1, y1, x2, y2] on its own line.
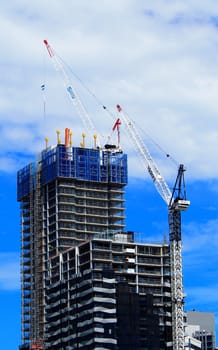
[43, 40, 98, 143]
[116, 104, 172, 205]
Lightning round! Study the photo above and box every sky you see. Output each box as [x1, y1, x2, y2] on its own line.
[0, 0, 218, 348]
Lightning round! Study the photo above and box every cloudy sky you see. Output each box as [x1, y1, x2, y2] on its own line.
[1, 1, 218, 348]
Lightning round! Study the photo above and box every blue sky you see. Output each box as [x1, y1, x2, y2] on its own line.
[1, 1, 218, 348]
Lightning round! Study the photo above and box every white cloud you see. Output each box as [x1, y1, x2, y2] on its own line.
[1, 1, 218, 181]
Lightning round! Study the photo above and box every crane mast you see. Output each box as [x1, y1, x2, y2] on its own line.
[169, 165, 189, 350]
[116, 104, 190, 350]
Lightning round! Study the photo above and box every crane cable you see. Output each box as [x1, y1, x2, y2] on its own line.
[59, 57, 178, 165]
[122, 109, 179, 167]
[44, 49, 178, 165]
[57, 54, 115, 119]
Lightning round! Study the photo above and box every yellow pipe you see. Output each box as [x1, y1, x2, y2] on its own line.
[45, 137, 49, 149]
[81, 133, 86, 148]
[93, 134, 97, 148]
[69, 130, 73, 146]
[56, 130, 61, 144]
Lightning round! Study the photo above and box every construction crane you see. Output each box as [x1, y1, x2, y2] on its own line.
[116, 104, 190, 350]
[43, 40, 189, 348]
[43, 39, 99, 145]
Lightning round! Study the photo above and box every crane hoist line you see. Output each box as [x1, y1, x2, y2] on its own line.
[116, 104, 190, 350]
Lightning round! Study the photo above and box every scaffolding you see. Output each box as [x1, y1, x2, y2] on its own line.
[18, 145, 127, 201]
[19, 163, 44, 348]
[31, 165, 44, 346]
[40, 145, 127, 187]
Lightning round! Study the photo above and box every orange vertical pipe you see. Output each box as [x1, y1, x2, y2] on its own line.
[65, 128, 69, 147]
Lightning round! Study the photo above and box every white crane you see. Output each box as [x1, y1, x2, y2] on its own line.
[116, 104, 190, 350]
[43, 39, 190, 347]
[43, 39, 99, 145]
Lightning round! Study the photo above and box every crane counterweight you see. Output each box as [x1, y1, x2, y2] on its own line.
[171, 199, 190, 211]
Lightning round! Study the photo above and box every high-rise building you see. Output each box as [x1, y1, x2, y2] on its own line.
[17, 130, 173, 349]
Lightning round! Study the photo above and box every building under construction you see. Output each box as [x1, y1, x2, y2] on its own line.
[18, 129, 178, 349]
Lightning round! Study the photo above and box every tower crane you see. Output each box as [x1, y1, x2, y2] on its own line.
[43, 39, 189, 348]
[43, 39, 99, 145]
[116, 104, 190, 350]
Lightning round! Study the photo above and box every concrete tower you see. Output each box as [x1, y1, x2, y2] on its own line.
[17, 130, 127, 348]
